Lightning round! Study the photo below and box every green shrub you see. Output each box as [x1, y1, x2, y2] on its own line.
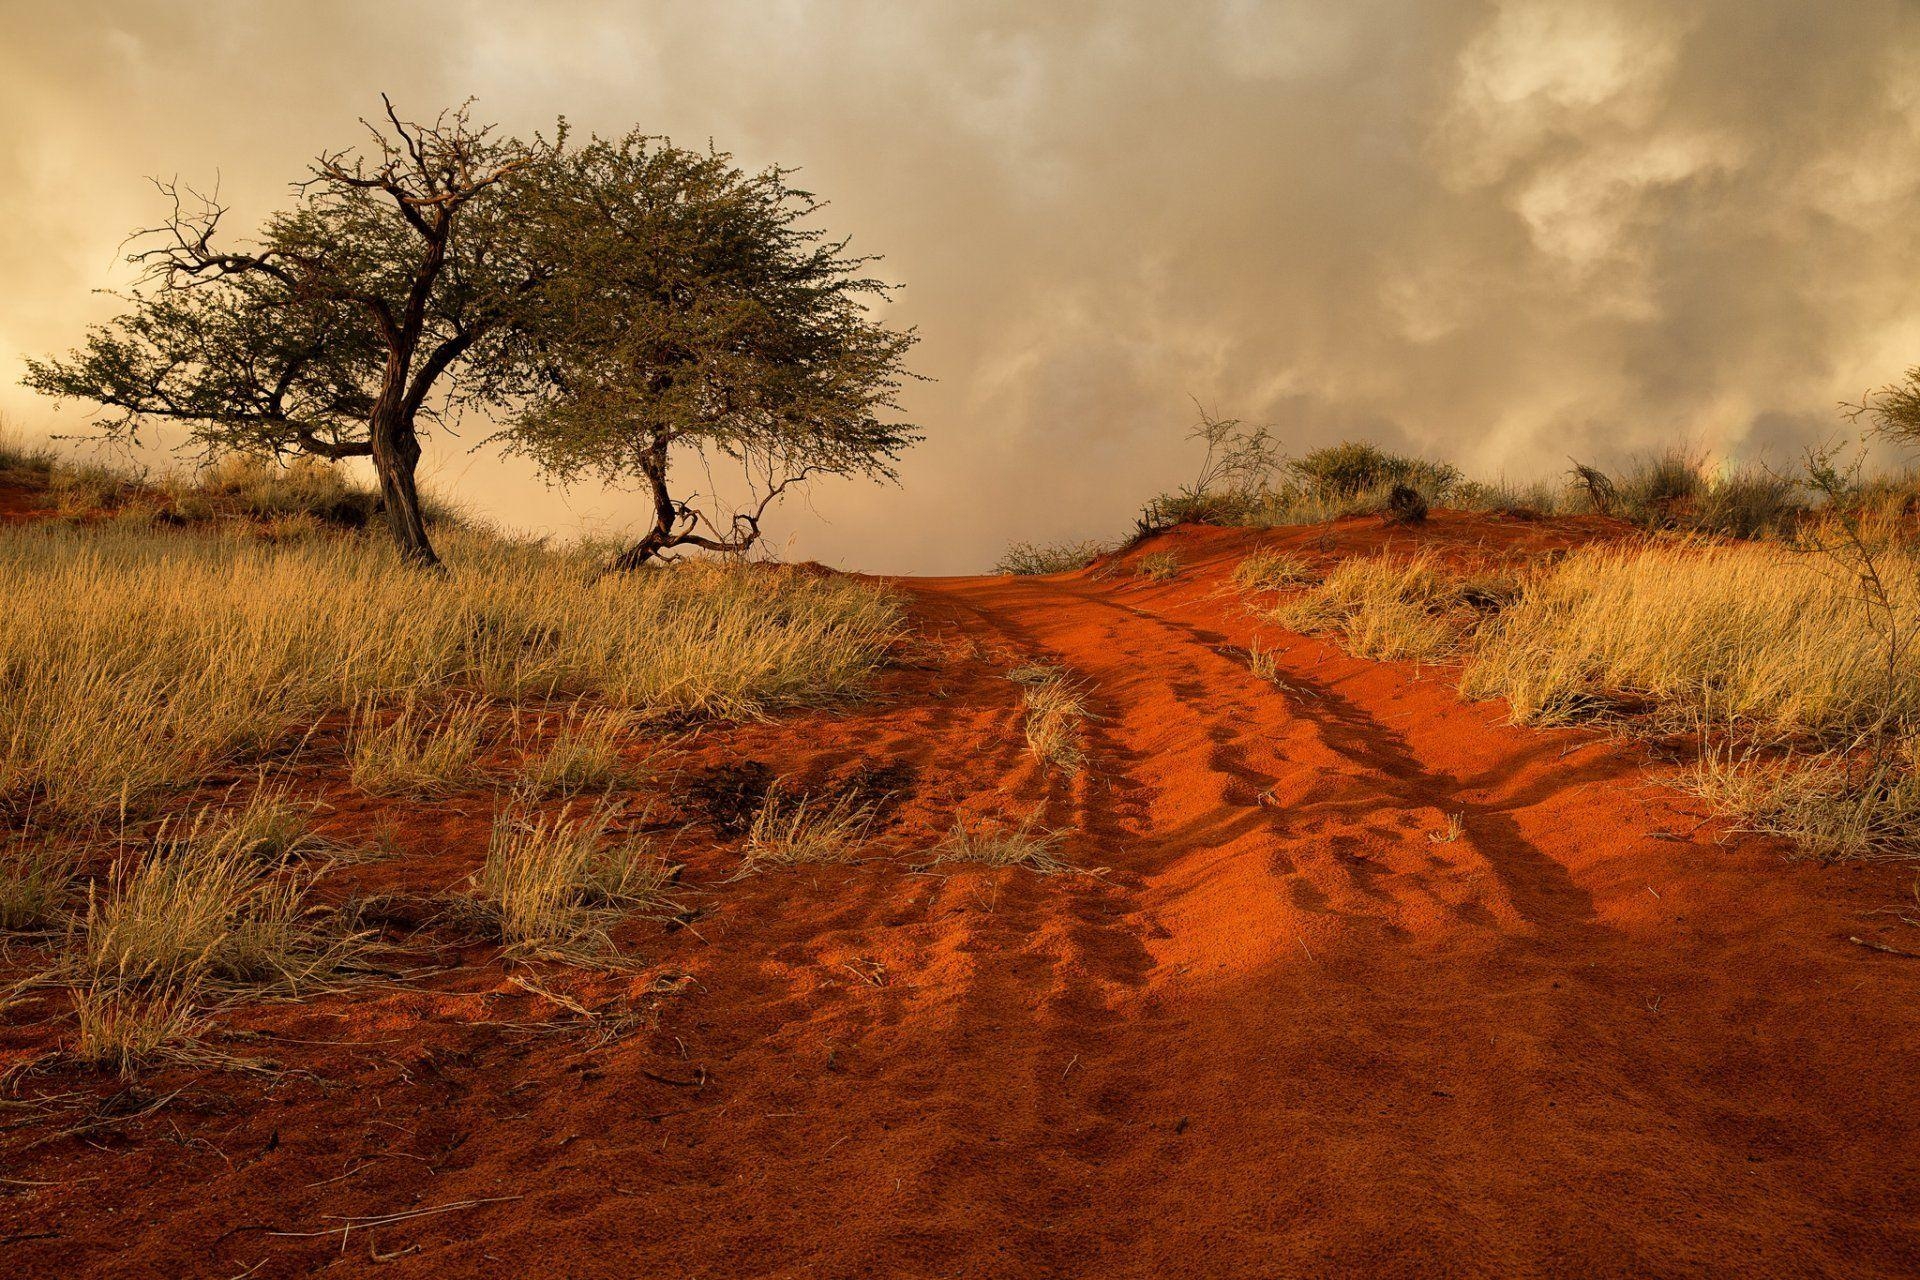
[1287, 442, 1460, 500]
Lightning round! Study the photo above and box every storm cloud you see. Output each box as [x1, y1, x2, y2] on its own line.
[4, 1, 1918, 571]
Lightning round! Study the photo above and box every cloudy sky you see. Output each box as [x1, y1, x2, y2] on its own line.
[4, 1, 1919, 572]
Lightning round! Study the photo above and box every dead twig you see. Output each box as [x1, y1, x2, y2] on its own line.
[265, 1193, 524, 1239]
[1850, 935, 1920, 958]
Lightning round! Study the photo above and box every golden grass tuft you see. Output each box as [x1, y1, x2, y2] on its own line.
[0, 524, 905, 819]
[1136, 550, 1182, 582]
[469, 799, 673, 956]
[1273, 553, 1473, 662]
[924, 816, 1071, 874]
[1010, 665, 1090, 774]
[1461, 540, 1920, 739]
[740, 789, 875, 871]
[1247, 640, 1284, 684]
[0, 841, 77, 932]
[517, 706, 641, 794]
[349, 697, 490, 796]
[1687, 745, 1920, 861]
[81, 813, 351, 993]
[71, 982, 202, 1078]
[211, 782, 325, 862]
[1232, 549, 1314, 592]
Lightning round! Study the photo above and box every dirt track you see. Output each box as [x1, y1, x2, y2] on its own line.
[7, 517, 1920, 1278]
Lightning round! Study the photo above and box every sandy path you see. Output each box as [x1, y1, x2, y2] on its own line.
[7, 518, 1920, 1278]
[886, 534, 1920, 1278]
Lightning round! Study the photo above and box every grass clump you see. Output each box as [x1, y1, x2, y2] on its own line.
[1136, 551, 1182, 581]
[517, 707, 640, 794]
[0, 427, 56, 482]
[740, 789, 875, 871]
[209, 783, 325, 862]
[1273, 554, 1495, 662]
[1247, 640, 1285, 684]
[82, 816, 348, 993]
[0, 841, 77, 931]
[1232, 550, 1314, 592]
[470, 800, 672, 956]
[1689, 747, 1920, 861]
[349, 698, 489, 796]
[0, 525, 905, 819]
[49, 460, 138, 518]
[996, 539, 1110, 575]
[1286, 442, 1460, 500]
[1010, 664, 1090, 774]
[70, 983, 203, 1078]
[177, 455, 386, 527]
[924, 816, 1071, 874]
[1461, 540, 1920, 739]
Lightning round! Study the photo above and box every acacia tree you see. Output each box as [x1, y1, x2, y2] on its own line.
[25, 99, 541, 567]
[1849, 367, 1920, 447]
[497, 132, 919, 570]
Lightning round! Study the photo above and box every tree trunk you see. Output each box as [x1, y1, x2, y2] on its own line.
[608, 529, 670, 572]
[370, 404, 441, 569]
[605, 436, 678, 573]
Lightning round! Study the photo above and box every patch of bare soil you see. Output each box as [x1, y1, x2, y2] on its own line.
[5, 511, 1920, 1277]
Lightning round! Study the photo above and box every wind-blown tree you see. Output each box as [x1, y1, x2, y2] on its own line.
[24, 99, 542, 567]
[497, 132, 919, 571]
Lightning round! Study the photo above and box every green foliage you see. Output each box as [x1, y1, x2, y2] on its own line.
[1848, 365, 1920, 446]
[23, 100, 542, 567]
[497, 132, 919, 568]
[1286, 442, 1460, 499]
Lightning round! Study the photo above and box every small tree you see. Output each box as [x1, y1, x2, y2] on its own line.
[1850, 366, 1920, 447]
[496, 133, 918, 570]
[25, 99, 540, 568]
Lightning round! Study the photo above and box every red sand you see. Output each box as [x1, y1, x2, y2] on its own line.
[6, 511, 1920, 1277]
[0, 479, 49, 524]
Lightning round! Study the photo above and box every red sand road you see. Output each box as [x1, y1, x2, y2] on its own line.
[6, 514, 1920, 1277]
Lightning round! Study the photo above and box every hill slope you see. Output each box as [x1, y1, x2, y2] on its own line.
[6, 513, 1920, 1278]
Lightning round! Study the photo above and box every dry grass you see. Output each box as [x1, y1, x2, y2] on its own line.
[210, 782, 326, 862]
[517, 707, 641, 794]
[1461, 540, 1920, 740]
[469, 799, 672, 957]
[350, 697, 490, 796]
[0, 841, 77, 932]
[70, 982, 202, 1078]
[48, 461, 136, 518]
[1459, 534, 1920, 858]
[1136, 551, 1182, 581]
[996, 539, 1110, 575]
[738, 788, 875, 872]
[1010, 665, 1090, 774]
[0, 523, 904, 820]
[1272, 554, 1483, 662]
[1232, 549, 1314, 592]
[0, 425, 57, 480]
[1248, 640, 1284, 684]
[81, 813, 351, 993]
[924, 816, 1071, 874]
[1688, 745, 1920, 861]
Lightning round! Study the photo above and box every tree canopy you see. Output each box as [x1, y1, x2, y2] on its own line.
[25, 99, 541, 567]
[496, 132, 919, 569]
[25, 106, 920, 572]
